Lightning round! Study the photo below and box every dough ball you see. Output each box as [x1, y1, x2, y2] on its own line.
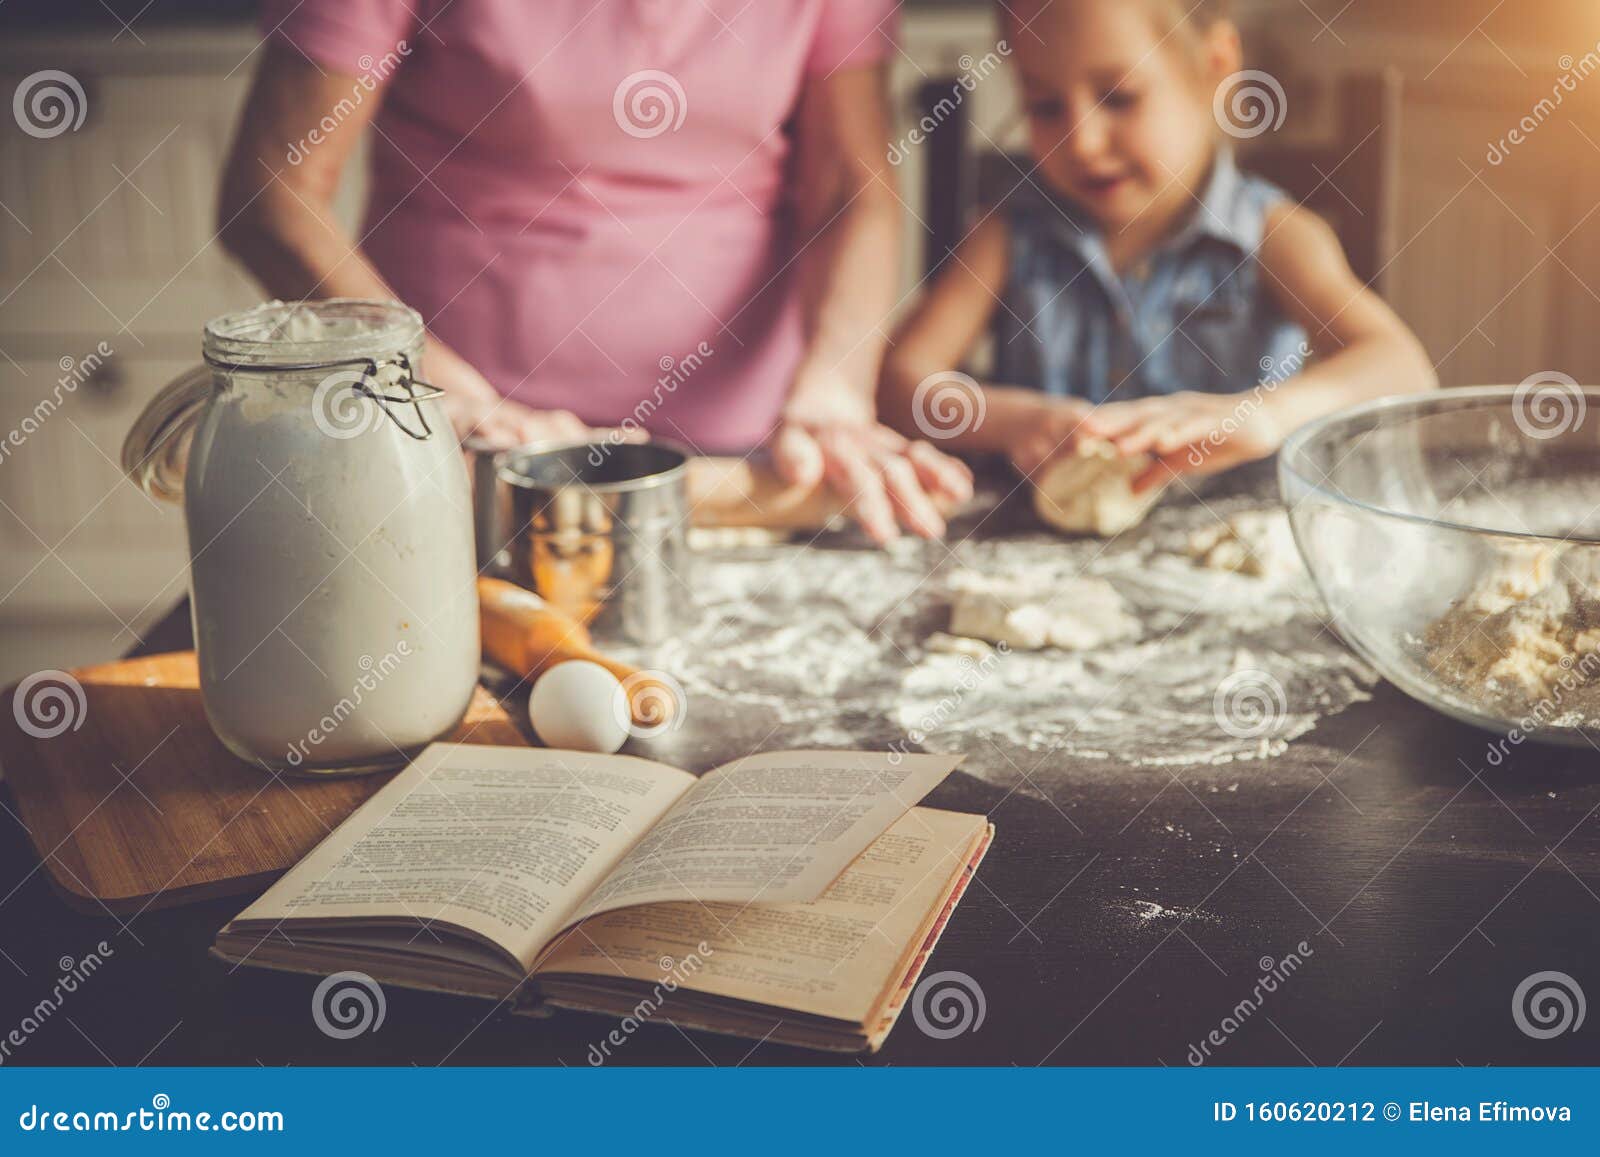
[1187, 509, 1302, 578]
[1033, 439, 1168, 537]
[528, 660, 629, 753]
[947, 570, 1140, 650]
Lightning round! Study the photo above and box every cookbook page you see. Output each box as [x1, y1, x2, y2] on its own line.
[539, 808, 986, 1023]
[226, 743, 696, 970]
[568, 750, 960, 921]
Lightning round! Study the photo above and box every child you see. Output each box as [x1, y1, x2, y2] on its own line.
[881, 0, 1435, 494]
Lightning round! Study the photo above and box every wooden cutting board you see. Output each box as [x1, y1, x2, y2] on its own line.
[0, 651, 528, 915]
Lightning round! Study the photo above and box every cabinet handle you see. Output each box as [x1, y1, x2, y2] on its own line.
[80, 355, 126, 402]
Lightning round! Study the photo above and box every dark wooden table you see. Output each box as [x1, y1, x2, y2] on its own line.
[4, 484, 1599, 1067]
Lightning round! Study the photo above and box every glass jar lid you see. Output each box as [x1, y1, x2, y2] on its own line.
[124, 299, 442, 503]
[203, 299, 442, 440]
[202, 299, 425, 371]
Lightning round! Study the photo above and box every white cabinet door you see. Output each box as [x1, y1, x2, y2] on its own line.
[1, 27, 368, 632]
[0, 350, 191, 627]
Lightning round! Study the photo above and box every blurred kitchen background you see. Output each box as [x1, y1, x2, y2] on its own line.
[2, 0, 1599, 684]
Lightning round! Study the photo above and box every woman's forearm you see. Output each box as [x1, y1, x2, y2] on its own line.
[217, 46, 501, 404]
[788, 188, 900, 419]
[221, 184, 500, 406]
[221, 190, 498, 402]
[783, 62, 903, 423]
[220, 184, 390, 303]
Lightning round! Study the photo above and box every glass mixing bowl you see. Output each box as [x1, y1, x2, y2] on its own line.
[1278, 385, 1600, 747]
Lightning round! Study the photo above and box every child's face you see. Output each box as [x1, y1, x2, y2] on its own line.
[1011, 0, 1239, 231]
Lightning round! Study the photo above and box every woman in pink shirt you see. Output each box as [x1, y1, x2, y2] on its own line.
[219, 0, 970, 542]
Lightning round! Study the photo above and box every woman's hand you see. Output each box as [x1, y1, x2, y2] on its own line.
[424, 343, 590, 448]
[441, 390, 590, 449]
[770, 412, 973, 544]
[776, 62, 978, 544]
[1089, 391, 1284, 492]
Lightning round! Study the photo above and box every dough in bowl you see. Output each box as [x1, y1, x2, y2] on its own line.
[1033, 439, 1168, 537]
[1425, 547, 1600, 705]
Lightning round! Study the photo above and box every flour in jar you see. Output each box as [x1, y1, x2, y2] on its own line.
[185, 305, 478, 773]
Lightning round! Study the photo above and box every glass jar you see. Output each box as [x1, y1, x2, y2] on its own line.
[127, 300, 479, 776]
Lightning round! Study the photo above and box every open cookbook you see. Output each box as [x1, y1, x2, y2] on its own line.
[212, 743, 993, 1053]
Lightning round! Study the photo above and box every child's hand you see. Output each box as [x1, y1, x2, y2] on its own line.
[1005, 396, 1100, 479]
[1089, 391, 1284, 492]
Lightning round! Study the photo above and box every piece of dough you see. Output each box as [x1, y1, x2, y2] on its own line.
[947, 570, 1140, 650]
[1455, 542, 1559, 615]
[924, 632, 995, 659]
[1033, 439, 1168, 537]
[1426, 573, 1600, 702]
[1186, 510, 1301, 578]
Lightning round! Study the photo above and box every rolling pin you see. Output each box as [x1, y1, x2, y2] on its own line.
[686, 456, 966, 529]
[477, 577, 673, 729]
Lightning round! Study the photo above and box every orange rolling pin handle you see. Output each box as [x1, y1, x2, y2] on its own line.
[476, 578, 674, 729]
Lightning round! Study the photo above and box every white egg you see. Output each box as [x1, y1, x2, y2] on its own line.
[528, 660, 629, 754]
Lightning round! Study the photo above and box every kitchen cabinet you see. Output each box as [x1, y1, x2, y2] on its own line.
[0, 28, 364, 649]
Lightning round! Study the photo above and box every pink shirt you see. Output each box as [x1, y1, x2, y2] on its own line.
[264, 0, 896, 454]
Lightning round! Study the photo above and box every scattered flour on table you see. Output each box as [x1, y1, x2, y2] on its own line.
[636, 497, 1375, 797]
[1124, 898, 1218, 924]
[898, 501, 1374, 772]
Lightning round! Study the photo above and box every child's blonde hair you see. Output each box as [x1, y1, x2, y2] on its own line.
[1118, 0, 1239, 85]
[1149, 0, 1232, 26]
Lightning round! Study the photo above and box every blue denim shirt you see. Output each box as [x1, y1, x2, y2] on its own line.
[993, 151, 1308, 403]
